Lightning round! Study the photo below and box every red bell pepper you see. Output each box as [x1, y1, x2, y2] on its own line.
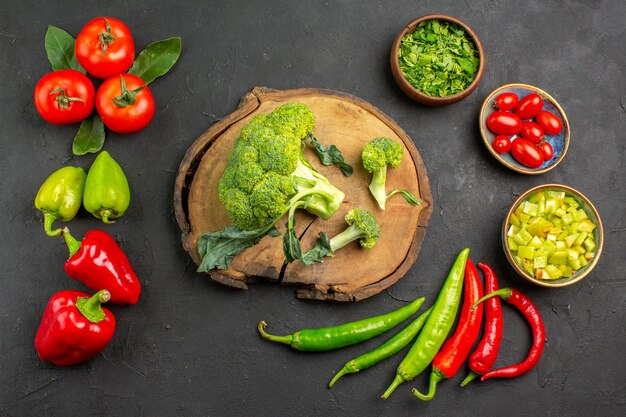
[35, 290, 116, 366]
[62, 227, 141, 304]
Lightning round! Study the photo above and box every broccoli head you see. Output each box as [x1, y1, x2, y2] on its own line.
[361, 137, 421, 210]
[217, 102, 344, 231]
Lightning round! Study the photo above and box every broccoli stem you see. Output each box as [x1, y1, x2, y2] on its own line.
[369, 169, 388, 210]
[292, 157, 345, 219]
[329, 223, 365, 253]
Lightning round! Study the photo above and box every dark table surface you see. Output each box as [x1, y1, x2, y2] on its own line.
[1, 1, 624, 416]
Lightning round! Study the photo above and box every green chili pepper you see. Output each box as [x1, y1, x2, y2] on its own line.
[258, 297, 425, 352]
[34, 166, 86, 236]
[382, 248, 469, 399]
[83, 151, 130, 224]
[329, 306, 432, 388]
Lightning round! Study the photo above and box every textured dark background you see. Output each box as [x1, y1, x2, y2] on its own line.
[1, 1, 624, 416]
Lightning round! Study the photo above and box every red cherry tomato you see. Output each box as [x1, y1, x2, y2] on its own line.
[96, 74, 155, 134]
[514, 93, 544, 119]
[487, 111, 522, 136]
[75, 17, 135, 79]
[539, 142, 554, 161]
[34, 70, 95, 125]
[520, 121, 545, 145]
[492, 135, 511, 154]
[493, 92, 518, 111]
[510, 138, 544, 168]
[535, 110, 563, 135]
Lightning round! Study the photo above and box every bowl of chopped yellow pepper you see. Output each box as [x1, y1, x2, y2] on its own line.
[503, 184, 604, 287]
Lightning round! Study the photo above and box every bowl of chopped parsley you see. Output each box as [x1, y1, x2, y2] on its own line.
[391, 15, 485, 105]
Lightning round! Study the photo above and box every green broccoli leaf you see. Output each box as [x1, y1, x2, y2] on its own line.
[197, 225, 278, 271]
[283, 220, 302, 264]
[387, 189, 423, 206]
[301, 232, 332, 266]
[308, 135, 353, 177]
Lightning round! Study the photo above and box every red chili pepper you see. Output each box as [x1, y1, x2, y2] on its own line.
[460, 263, 503, 386]
[413, 259, 484, 401]
[472, 287, 545, 381]
[35, 289, 116, 366]
[62, 227, 141, 304]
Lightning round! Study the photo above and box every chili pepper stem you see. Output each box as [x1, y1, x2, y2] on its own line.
[43, 211, 61, 237]
[328, 365, 355, 388]
[381, 375, 404, 399]
[413, 368, 445, 401]
[460, 371, 480, 387]
[472, 288, 512, 310]
[62, 227, 82, 258]
[75, 289, 111, 323]
[257, 321, 294, 346]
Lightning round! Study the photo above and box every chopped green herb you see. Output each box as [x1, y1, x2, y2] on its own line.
[398, 20, 480, 97]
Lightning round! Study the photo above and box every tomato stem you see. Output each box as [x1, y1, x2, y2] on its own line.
[98, 18, 116, 54]
[49, 87, 85, 108]
[112, 75, 147, 108]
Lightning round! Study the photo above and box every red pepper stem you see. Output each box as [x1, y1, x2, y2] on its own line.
[75, 290, 111, 323]
[412, 368, 445, 401]
[62, 227, 82, 258]
[43, 212, 61, 237]
[257, 321, 294, 346]
[460, 371, 480, 387]
[472, 288, 512, 310]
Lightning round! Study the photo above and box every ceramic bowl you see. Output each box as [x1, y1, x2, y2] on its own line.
[480, 84, 570, 174]
[390, 14, 485, 106]
[502, 184, 603, 287]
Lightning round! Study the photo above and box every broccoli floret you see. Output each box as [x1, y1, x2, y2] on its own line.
[301, 208, 381, 265]
[218, 102, 344, 231]
[198, 102, 346, 272]
[361, 137, 421, 210]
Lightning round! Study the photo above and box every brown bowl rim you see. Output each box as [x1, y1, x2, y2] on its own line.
[502, 184, 604, 287]
[390, 14, 485, 106]
[479, 83, 571, 175]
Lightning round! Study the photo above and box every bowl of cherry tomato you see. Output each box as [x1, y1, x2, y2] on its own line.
[479, 84, 570, 174]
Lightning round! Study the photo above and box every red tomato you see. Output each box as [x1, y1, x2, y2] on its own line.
[510, 138, 544, 168]
[492, 135, 511, 154]
[34, 70, 95, 125]
[520, 121, 544, 144]
[514, 93, 544, 119]
[75, 17, 135, 79]
[535, 110, 563, 135]
[539, 142, 554, 160]
[96, 74, 155, 134]
[494, 92, 518, 111]
[487, 111, 522, 136]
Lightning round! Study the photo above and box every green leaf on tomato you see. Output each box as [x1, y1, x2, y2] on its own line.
[127, 37, 182, 84]
[44, 26, 85, 73]
[72, 114, 105, 155]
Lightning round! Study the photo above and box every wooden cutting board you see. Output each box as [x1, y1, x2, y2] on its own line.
[173, 87, 433, 301]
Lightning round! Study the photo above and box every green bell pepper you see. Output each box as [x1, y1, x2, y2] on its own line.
[83, 151, 130, 224]
[34, 166, 86, 236]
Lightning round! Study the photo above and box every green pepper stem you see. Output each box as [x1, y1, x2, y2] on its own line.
[471, 288, 512, 310]
[43, 212, 61, 237]
[412, 369, 445, 401]
[75, 289, 110, 323]
[257, 321, 294, 346]
[62, 227, 82, 258]
[328, 366, 352, 388]
[99, 209, 115, 224]
[460, 371, 480, 387]
[381, 375, 404, 399]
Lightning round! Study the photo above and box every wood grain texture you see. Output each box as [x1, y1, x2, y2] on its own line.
[174, 87, 433, 301]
